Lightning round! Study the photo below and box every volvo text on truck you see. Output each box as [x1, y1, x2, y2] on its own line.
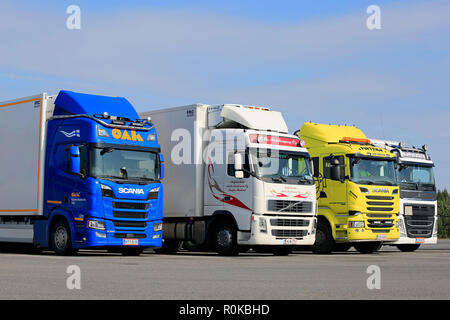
[0, 90, 164, 255]
[140, 104, 317, 256]
[371, 140, 438, 251]
[296, 123, 400, 254]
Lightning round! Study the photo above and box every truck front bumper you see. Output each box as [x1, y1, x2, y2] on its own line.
[346, 227, 400, 242]
[74, 218, 163, 249]
[237, 215, 317, 246]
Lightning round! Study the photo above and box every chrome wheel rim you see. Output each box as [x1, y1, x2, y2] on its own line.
[217, 229, 232, 248]
[54, 226, 68, 249]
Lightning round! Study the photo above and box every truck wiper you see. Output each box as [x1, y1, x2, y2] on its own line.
[271, 174, 287, 183]
[377, 180, 394, 186]
[355, 180, 374, 185]
[401, 181, 418, 190]
[297, 177, 312, 185]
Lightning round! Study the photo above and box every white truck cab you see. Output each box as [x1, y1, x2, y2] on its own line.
[371, 139, 438, 251]
[141, 104, 317, 255]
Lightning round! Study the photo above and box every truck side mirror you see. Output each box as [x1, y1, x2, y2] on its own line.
[234, 153, 244, 179]
[330, 165, 341, 181]
[159, 153, 165, 180]
[330, 158, 343, 182]
[69, 146, 81, 176]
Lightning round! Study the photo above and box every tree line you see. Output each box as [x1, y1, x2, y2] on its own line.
[438, 189, 450, 238]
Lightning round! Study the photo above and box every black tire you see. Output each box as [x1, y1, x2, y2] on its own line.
[334, 243, 352, 252]
[121, 247, 144, 256]
[214, 221, 239, 256]
[397, 244, 421, 252]
[154, 239, 182, 254]
[272, 246, 294, 256]
[354, 242, 382, 254]
[50, 219, 76, 256]
[312, 220, 334, 254]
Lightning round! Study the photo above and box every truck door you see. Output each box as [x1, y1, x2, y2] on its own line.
[220, 151, 253, 231]
[321, 154, 348, 239]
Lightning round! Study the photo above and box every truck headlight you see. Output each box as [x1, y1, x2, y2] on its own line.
[153, 223, 163, 232]
[259, 218, 267, 233]
[87, 220, 106, 231]
[348, 221, 365, 228]
[101, 184, 114, 198]
[147, 187, 160, 200]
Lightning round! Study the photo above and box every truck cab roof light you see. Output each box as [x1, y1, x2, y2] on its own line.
[340, 137, 371, 144]
[250, 134, 304, 147]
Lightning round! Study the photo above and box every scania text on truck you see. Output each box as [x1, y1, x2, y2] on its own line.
[0, 91, 164, 255]
[296, 123, 400, 254]
[371, 140, 438, 251]
[140, 104, 317, 256]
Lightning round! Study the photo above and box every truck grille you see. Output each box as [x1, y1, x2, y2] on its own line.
[271, 229, 308, 238]
[366, 196, 394, 200]
[367, 219, 394, 228]
[113, 211, 148, 219]
[407, 204, 435, 216]
[113, 221, 147, 228]
[113, 202, 148, 210]
[367, 213, 392, 218]
[114, 233, 147, 239]
[270, 219, 310, 227]
[365, 195, 395, 213]
[268, 200, 313, 213]
[403, 204, 435, 238]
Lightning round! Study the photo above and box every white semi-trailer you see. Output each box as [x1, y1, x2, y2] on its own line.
[140, 104, 317, 255]
[371, 139, 438, 251]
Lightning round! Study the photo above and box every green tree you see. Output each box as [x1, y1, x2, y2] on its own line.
[437, 189, 450, 238]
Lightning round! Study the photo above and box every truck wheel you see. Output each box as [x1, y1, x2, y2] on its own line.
[272, 246, 294, 256]
[121, 247, 144, 256]
[334, 243, 352, 252]
[397, 244, 421, 252]
[214, 222, 239, 256]
[312, 221, 334, 254]
[51, 219, 76, 256]
[354, 242, 382, 254]
[154, 239, 182, 254]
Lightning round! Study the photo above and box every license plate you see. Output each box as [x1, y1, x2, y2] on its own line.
[415, 237, 425, 244]
[123, 239, 139, 246]
[376, 234, 387, 240]
[283, 239, 297, 245]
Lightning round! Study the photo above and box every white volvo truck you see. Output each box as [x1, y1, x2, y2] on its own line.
[371, 139, 438, 251]
[140, 104, 317, 255]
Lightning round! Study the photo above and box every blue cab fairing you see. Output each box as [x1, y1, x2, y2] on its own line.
[33, 90, 163, 250]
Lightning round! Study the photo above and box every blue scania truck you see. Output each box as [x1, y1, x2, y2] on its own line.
[0, 90, 164, 255]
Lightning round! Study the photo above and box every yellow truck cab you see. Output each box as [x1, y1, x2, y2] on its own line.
[296, 123, 400, 253]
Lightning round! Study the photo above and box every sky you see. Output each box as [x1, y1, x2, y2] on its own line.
[0, 0, 449, 189]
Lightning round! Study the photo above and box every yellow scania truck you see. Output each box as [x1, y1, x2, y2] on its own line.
[296, 123, 400, 254]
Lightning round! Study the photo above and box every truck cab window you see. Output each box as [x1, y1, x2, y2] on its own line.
[227, 152, 250, 178]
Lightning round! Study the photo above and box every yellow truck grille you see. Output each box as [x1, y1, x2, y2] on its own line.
[365, 195, 395, 213]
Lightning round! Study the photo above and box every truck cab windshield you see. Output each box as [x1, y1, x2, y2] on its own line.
[90, 147, 158, 183]
[398, 163, 435, 191]
[250, 149, 314, 184]
[350, 158, 397, 186]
